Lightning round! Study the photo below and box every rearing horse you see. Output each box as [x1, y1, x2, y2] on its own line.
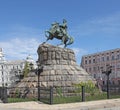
[44, 20, 74, 48]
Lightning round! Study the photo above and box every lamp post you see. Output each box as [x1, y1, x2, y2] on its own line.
[36, 62, 43, 101]
[101, 64, 112, 99]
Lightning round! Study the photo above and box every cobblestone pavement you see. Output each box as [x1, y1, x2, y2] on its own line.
[0, 99, 120, 110]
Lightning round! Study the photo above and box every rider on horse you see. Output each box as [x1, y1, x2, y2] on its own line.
[44, 19, 74, 48]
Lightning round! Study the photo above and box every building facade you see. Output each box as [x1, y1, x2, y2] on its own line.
[6, 60, 25, 87]
[0, 48, 25, 87]
[0, 48, 8, 87]
[81, 48, 120, 86]
[0, 48, 36, 87]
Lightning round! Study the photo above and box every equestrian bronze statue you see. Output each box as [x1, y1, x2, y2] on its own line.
[44, 19, 74, 48]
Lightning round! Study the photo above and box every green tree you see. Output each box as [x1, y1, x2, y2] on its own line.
[23, 62, 30, 77]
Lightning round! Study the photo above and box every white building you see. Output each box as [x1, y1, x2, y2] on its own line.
[6, 60, 25, 86]
[0, 48, 8, 87]
[0, 48, 36, 87]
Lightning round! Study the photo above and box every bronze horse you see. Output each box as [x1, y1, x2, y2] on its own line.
[44, 20, 74, 48]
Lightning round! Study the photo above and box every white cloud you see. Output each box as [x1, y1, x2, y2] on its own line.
[0, 38, 40, 61]
[0, 25, 46, 61]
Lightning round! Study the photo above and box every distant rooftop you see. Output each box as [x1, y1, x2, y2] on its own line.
[83, 48, 120, 57]
[7, 60, 25, 64]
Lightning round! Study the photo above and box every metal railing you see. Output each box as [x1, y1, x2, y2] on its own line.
[0, 85, 120, 104]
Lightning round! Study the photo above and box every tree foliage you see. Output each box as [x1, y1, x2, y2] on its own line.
[23, 62, 30, 77]
[74, 80, 100, 95]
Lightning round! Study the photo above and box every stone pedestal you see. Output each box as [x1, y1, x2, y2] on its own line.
[37, 43, 95, 87]
[9, 43, 95, 98]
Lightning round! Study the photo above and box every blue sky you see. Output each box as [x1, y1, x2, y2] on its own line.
[0, 0, 120, 64]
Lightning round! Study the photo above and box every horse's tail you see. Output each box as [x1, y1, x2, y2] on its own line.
[66, 36, 74, 46]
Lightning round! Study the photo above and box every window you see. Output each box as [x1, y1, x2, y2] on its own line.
[94, 74, 96, 78]
[102, 57, 104, 62]
[5, 83, 8, 86]
[89, 60, 91, 64]
[89, 68, 91, 72]
[93, 67, 96, 71]
[117, 54, 120, 59]
[103, 81, 105, 85]
[85, 60, 87, 64]
[107, 56, 109, 61]
[89, 56, 91, 58]
[112, 55, 114, 60]
[93, 59, 95, 63]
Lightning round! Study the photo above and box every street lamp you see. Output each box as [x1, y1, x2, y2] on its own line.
[101, 64, 112, 99]
[36, 62, 43, 101]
